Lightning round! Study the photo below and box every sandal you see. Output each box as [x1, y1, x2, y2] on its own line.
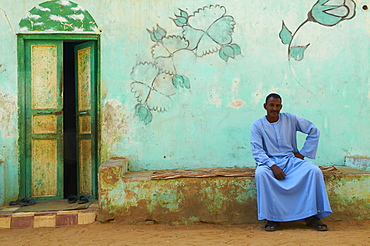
[9, 198, 36, 206]
[67, 195, 78, 204]
[306, 217, 328, 231]
[264, 221, 280, 231]
[78, 196, 89, 204]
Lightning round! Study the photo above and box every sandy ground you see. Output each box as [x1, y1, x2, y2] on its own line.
[0, 220, 369, 246]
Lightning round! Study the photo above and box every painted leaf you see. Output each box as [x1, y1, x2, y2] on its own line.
[290, 44, 310, 61]
[135, 103, 142, 115]
[153, 31, 163, 41]
[156, 25, 167, 37]
[172, 75, 184, 88]
[146, 89, 173, 112]
[143, 110, 153, 125]
[147, 29, 157, 42]
[173, 18, 184, 27]
[223, 46, 235, 58]
[131, 62, 159, 86]
[176, 16, 188, 24]
[231, 44, 241, 55]
[152, 73, 176, 96]
[152, 36, 188, 58]
[187, 5, 226, 31]
[182, 26, 205, 50]
[219, 48, 228, 61]
[182, 76, 191, 89]
[279, 21, 292, 45]
[179, 9, 188, 18]
[138, 106, 149, 121]
[130, 82, 151, 104]
[207, 16, 235, 45]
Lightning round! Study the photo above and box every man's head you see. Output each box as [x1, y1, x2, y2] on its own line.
[264, 93, 282, 122]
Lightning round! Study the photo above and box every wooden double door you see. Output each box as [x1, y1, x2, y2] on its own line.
[19, 37, 99, 200]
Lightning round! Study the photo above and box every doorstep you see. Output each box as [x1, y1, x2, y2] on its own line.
[0, 200, 98, 229]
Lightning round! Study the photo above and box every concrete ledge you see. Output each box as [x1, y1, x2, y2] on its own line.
[345, 156, 370, 171]
[98, 161, 370, 224]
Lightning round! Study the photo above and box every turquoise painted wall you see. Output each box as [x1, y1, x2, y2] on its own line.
[0, 0, 369, 203]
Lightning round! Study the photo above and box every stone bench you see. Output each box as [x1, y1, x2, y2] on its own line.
[97, 157, 370, 224]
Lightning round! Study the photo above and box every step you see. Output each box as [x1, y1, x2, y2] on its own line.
[0, 200, 98, 229]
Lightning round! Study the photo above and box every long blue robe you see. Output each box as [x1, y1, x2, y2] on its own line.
[250, 113, 332, 222]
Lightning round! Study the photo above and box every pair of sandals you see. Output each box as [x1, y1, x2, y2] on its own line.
[9, 198, 36, 206]
[264, 217, 328, 231]
[67, 195, 89, 204]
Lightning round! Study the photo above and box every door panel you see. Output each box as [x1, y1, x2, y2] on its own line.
[25, 40, 64, 199]
[75, 41, 97, 198]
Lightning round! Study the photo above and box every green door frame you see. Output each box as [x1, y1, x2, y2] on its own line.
[17, 33, 101, 200]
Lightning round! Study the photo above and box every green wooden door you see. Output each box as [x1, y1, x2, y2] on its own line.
[24, 40, 64, 200]
[75, 41, 98, 199]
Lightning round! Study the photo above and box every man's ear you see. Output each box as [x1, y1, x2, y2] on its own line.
[263, 103, 267, 110]
[280, 104, 283, 110]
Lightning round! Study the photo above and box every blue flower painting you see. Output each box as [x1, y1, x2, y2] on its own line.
[131, 5, 241, 124]
[279, 0, 356, 61]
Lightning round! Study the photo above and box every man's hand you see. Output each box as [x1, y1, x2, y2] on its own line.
[270, 164, 286, 180]
[294, 152, 305, 159]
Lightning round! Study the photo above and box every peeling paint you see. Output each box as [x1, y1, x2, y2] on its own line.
[101, 99, 132, 162]
[0, 93, 17, 138]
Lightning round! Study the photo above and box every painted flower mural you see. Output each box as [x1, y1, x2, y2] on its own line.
[279, 0, 356, 61]
[308, 0, 356, 26]
[131, 5, 241, 124]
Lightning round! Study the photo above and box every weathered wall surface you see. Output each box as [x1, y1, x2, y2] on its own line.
[98, 162, 370, 224]
[0, 0, 369, 203]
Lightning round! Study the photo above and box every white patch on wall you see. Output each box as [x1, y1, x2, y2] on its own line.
[230, 100, 245, 108]
[45, 28, 56, 32]
[253, 84, 263, 103]
[0, 94, 17, 138]
[34, 22, 44, 26]
[229, 77, 245, 108]
[25, 13, 41, 20]
[57, 0, 71, 6]
[71, 6, 85, 11]
[50, 15, 68, 23]
[68, 14, 84, 21]
[36, 5, 51, 12]
[207, 90, 222, 107]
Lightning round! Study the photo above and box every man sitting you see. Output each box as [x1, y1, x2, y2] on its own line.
[250, 93, 332, 231]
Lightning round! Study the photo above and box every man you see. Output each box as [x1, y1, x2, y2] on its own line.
[250, 93, 332, 231]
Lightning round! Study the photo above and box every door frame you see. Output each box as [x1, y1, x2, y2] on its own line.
[17, 33, 101, 200]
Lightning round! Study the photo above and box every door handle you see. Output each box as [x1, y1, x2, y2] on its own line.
[55, 110, 63, 116]
[36, 111, 53, 115]
[36, 110, 63, 115]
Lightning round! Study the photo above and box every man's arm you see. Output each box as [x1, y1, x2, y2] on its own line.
[295, 115, 320, 159]
[250, 122, 286, 180]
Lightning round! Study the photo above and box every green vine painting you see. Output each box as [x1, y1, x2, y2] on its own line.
[279, 0, 356, 61]
[130, 5, 241, 124]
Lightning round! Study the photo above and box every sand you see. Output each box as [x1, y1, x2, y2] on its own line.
[0, 220, 369, 246]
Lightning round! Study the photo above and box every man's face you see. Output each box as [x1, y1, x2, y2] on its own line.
[264, 97, 282, 119]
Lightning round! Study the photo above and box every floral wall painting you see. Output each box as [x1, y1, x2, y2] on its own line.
[130, 5, 241, 125]
[279, 0, 356, 61]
